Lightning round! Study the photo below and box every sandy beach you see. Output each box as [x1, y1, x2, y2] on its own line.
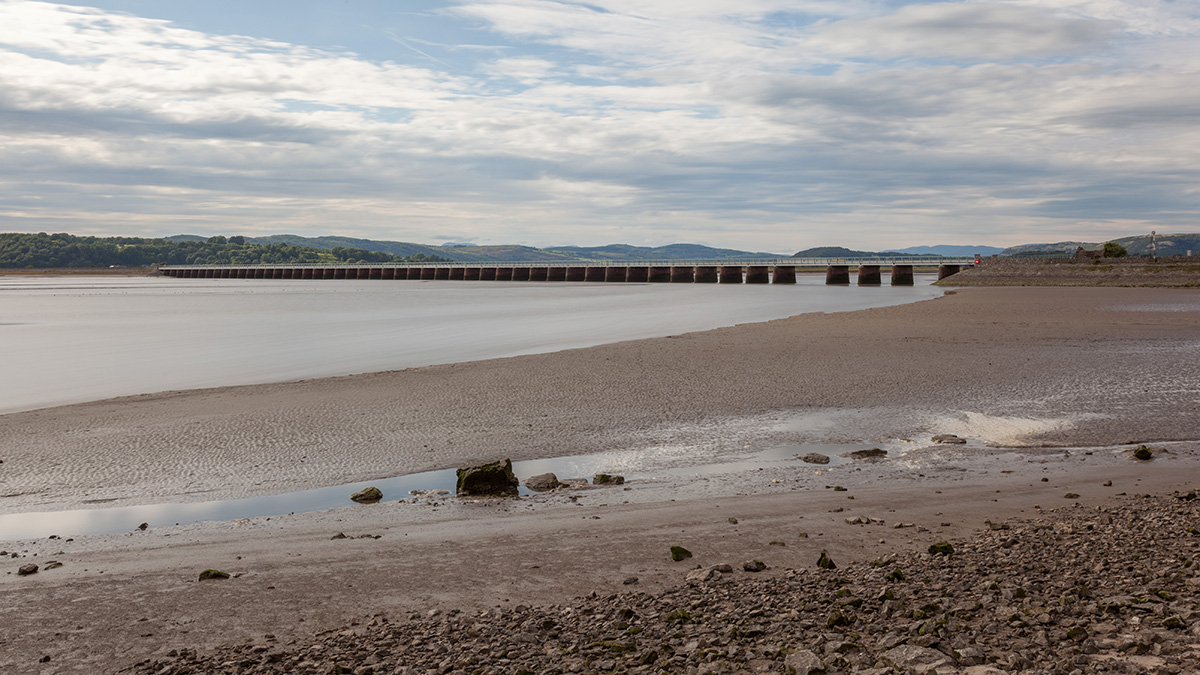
[2, 286, 1199, 673]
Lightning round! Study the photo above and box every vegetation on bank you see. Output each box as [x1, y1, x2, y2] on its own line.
[0, 232, 447, 268]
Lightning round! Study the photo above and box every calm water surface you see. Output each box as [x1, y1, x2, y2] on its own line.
[0, 275, 941, 414]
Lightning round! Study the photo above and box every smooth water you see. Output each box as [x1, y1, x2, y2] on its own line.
[0, 275, 942, 414]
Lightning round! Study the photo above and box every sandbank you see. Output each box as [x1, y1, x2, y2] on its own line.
[1, 286, 1198, 672]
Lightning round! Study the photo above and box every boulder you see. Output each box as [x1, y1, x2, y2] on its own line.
[670, 546, 693, 562]
[686, 567, 721, 582]
[881, 645, 951, 672]
[800, 453, 830, 464]
[817, 550, 837, 569]
[198, 569, 230, 581]
[17, 563, 37, 576]
[593, 473, 625, 485]
[929, 541, 954, 555]
[456, 459, 519, 497]
[784, 649, 825, 674]
[743, 560, 767, 572]
[523, 473, 562, 492]
[932, 434, 967, 444]
[846, 448, 887, 460]
[350, 487, 383, 503]
[1133, 445, 1153, 460]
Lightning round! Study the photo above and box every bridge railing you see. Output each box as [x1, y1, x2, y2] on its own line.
[159, 257, 976, 270]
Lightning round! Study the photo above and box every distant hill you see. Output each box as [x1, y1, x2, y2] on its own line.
[793, 246, 875, 258]
[890, 245, 1004, 256]
[198, 234, 788, 262]
[1001, 233, 1200, 258]
[546, 243, 783, 261]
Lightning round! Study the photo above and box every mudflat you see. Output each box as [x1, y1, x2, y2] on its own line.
[1, 286, 1198, 672]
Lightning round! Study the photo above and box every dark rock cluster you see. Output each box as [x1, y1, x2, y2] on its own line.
[125, 493, 1200, 674]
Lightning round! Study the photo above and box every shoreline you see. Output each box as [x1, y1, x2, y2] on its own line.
[1, 286, 1198, 672]
[2, 286, 1197, 516]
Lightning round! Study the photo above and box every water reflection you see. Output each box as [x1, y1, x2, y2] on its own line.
[0, 443, 870, 540]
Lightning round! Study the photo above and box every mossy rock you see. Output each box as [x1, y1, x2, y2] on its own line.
[1133, 445, 1153, 460]
[593, 473, 625, 485]
[1065, 493, 1080, 499]
[350, 486, 383, 503]
[886, 568, 905, 582]
[198, 569, 230, 581]
[928, 542, 954, 555]
[456, 459, 520, 497]
[817, 550, 837, 569]
[670, 545, 693, 562]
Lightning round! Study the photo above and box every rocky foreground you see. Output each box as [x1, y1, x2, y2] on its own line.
[127, 493, 1200, 675]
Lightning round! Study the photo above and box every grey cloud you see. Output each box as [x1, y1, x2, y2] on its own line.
[809, 3, 1120, 61]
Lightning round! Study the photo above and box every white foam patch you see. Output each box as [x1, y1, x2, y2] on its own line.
[931, 411, 1085, 447]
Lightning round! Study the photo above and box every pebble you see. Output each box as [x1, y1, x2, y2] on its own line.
[129, 493, 1200, 675]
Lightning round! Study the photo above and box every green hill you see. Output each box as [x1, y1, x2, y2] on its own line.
[1, 233, 443, 268]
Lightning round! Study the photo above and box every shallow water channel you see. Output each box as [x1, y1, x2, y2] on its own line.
[0, 443, 866, 541]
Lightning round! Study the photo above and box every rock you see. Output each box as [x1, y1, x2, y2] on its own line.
[728, 517, 738, 524]
[593, 474, 625, 485]
[17, 563, 37, 576]
[350, 487, 383, 503]
[687, 567, 721, 582]
[783, 649, 824, 674]
[455, 459, 519, 497]
[670, 546, 692, 562]
[622, 576, 638, 585]
[1065, 492, 1080, 499]
[881, 644, 950, 671]
[523, 473, 562, 492]
[138, 522, 148, 531]
[1104, 480, 1113, 486]
[846, 448, 887, 460]
[928, 542, 954, 555]
[198, 569, 231, 581]
[43, 561, 63, 570]
[743, 560, 767, 572]
[817, 550, 836, 569]
[932, 434, 967, 444]
[331, 532, 348, 540]
[800, 453, 830, 464]
[1133, 445, 1153, 460]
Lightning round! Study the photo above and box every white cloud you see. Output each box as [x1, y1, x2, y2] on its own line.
[0, 0, 1197, 249]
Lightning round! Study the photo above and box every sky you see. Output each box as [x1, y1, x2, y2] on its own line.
[0, 0, 1197, 251]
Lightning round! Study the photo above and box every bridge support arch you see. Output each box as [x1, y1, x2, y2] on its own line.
[671, 266, 694, 283]
[890, 265, 914, 285]
[745, 266, 769, 284]
[857, 265, 881, 285]
[719, 266, 742, 284]
[772, 265, 796, 284]
[826, 265, 850, 285]
[937, 264, 961, 280]
[605, 267, 627, 282]
[648, 266, 671, 283]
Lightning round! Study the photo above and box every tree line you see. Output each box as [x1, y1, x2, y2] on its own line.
[0, 233, 447, 268]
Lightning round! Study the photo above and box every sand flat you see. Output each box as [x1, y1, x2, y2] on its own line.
[1, 286, 1199, 671]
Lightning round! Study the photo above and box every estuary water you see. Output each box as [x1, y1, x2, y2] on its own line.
[0, 274, 942, 415]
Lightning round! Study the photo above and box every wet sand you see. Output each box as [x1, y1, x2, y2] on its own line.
[1, 286, 1199, 672]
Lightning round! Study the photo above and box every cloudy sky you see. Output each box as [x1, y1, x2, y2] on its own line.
[0, 0, 1197, 250]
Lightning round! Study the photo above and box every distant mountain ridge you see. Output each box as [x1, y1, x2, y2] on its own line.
[166, 235, 790, 262]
